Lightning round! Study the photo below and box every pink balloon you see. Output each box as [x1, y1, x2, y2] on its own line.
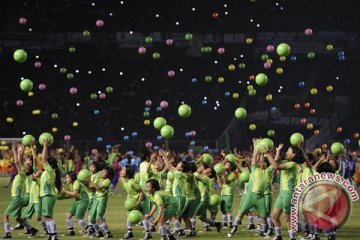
[16, 99, 23, 107]
[69, 87, 78, 94]
[217, 47, 225, 54]
[266, 45, 274, 52]
[34, 61, 42, 68]
[38, 84, 46, 91]
[160, 101, 168, 108]
[166, 39, 173, 46]
[168, 70, 175, 77]
[99, 93, 106, 99]
[264, 62, 271, 69]
[96, 19, 104, 27]
[189, 130, 196, 137]
[64, 135, 71, 141]
[145, 142, 152, 148]
[138, 47, 147, 54]
[19, 17, 27, 25]
[91, 148, 98, 154]
[145, 100, 152, 106]
[305, 28, 313, 36]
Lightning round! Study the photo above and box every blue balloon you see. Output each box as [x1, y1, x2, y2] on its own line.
[344, 139, 350, 145]
[131, 132, 138, 137]
[123, 135, 129, 141]
[338, 55, 345, 61]
[338, 51, 345, 56]
[94, 109, 100, 115]
[97, 137, 103, 142]
[128, 151, 134, 155]
[203, 146, 209, 151]
[270, 107, 277, 113]
[106, 144, 112, 150]
[298, 81, 305, 88]
[191, 77, 197, 83]
[145, 107, 150, 112]
[185, 132, 190, 138]
[157, 135, 163, 141]
[153, 145, 159, 151]
[190, 140, 195, 146]
[156, 106, 162, 112]
[202, 100, 207, 105]
[224, 92, 230, 97]
[290, 56, 297, 62]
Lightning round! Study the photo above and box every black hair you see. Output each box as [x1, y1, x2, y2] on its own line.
[182, 161, 191, 173]
[202, 164, 210, 169]
[66, 171, 77, 182]
[209, 168, 216, 179]
[229, 162, 237, 172]
[47, 157, 62, 192]
[124, 165, 135, 179]
[146, 179, 160, 191]
[103, 166, 115, 180]
[290, 146, 305, 164]
[306, 153, 315, 165]
[140, 149, 151, 161]
[24, 164, 34, 176]
[316, 162, 335, 173]
[190, 162, 197, 173]
[91, 160, 106, 172]
[127, 155, 132, 165]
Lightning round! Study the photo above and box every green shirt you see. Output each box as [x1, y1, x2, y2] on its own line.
[264, 166, 274, 195]
[107, 153, 117, 166]
[194, 172, 210, 200]
[247, 164, 266, 195]
[184, 173, 197, 200]
[122, 177, 141, 199]
[165, 179, 173, 194]
[25, 177, 31, 194]
[29, 179, 40, 203]
[172, 170, 186, 197]
[11, 170, 26, 197]
[279, 161, 297, 191]
[40, 162, 57, 197]
[221, 172, 235, 196]
[149, 190, 174, 207]
[96, 178, 111, 200]
[138, 161, 150, 190]
[88, 172, 100, 199]
[72, 180, 89, 201]
[149, 170, 166, 189]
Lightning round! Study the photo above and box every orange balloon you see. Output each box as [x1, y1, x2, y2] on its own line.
[304, 102, 310, 108]
[354, 133, 359, 139]
[314, 130, 320, 135]
[336, 127, 342, 133]
[249, 75, 255, 81]
[212, 12, 219, 18]
[310, 109, 316, 114]
[294, 103, 300, 109]
[321, 144, 327, 149]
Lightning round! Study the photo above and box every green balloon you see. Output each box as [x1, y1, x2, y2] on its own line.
[22, 134, 34, 146]
[152, 52, 160, 60]
[214, 163, 224, 175]
[128, 210, 142, 224]
[267, 129, 275, 137]
[178, 104, 191, 118]
[153, 117, 167, 130]
[235, 107, 247, 120]
[239, 171, 250, 183]
[160, 125, 174, 139]
[248, 89, 257, 96]
[261, 54, 269, 61]
[39, 132, 54, 146]
[331, 142, 344, 155]
[66, 73, 74, 79]
[290, 133, 304, 146]
[20, 79, 33, 92]
[90, 93, 97, 100]
[60, 67, 67, 74]
[185, 33, 193, 41]
[202, 153, 213, 165]
[69, 47, 76, 53]
[200, 47, 206, 53]
[209, 194, 221, 206]
[307, 52, 315, 59]
[13, 49, 27, 63]
[145, 36, 153, 44]
[124, 198, 138, 211]
[82, 30, 90, 37]
[238, 63, 246, 69]
[276, 43, 291, 56]
[255, 73, 268, 86]
[51, 113, 59, 119]
[105, 86, 113, 93]
[143, 112, 150, 117]
[225, 154, 236, 163]
[260, 138, 274, 151]
[204, 75, 212, 82]
[77, 169, 91, 181]
[205, 47, 212, 53]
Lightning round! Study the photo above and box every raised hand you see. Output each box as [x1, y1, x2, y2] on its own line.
[276, 143, 284, 152]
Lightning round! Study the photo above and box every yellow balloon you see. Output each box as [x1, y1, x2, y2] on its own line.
[73, 122, 79, 127]
[279, 56, 286, 62]
[6, 117, 13, 123]
[266, 59, 273, 64]
[276, 68, 283, 74]
[3, 146, 9, 150]
[310, 88, 318, 95]
[1, 141, 6, 145]
[326, 44, 333, 51]
[326, 85, 333, 92]
[246, 38, 253, 44]
[58, 148, 64, 153]
[144, 119, 150, 125]
[232, 93, 239, 99]
[228, 64, 235, 71]
[52, 127, 58, 132]
[265, 94, 273, 101]
[28, 91, 34, 97]
[247, 85, 254, 91]
[218, 77, 224, 83]
[307, 123, 314, 130]
[249, 124, 256, 131]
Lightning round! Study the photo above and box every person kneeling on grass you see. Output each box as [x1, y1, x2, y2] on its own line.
[145, 179, 178, 240]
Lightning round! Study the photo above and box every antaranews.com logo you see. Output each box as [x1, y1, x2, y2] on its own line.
[291, 172, 359, 232]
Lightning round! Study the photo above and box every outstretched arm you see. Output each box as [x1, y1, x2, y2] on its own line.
[42, 141, 49, 164]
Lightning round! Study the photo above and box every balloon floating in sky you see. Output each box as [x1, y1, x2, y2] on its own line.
[13, 49, 27, 63]
[20, 79, 33, 92]
[178, 104, 191, 118]
[276, 43, 291, 56]
[96, 19, 104, 27]
[18, 17, 27, 25]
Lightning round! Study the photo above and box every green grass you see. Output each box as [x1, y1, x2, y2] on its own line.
[0, 177, 359, 239]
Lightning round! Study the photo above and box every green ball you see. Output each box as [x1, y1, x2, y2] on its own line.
[290, 133, 304, 147]
[185, 33, 193, 41]
[145, 36, 153, 44]
[153, 117, 167, 130]
[60, 67, 67, 74]
[331, 142, 345, 155]
[90, 93, 97, 100]
[276, 43, 291, 56]
[160, 125, 174, 139]
[307, 52, 315, 59]
[39, 132, 54, 146]
[209, 194, 221, 206]
[255, 73, 268, 86]
[260, 138, 274, 151]
[267, 129, 275, 137]
[51, 113, 59, 119]
[178, 104, 191, 118]
[152, 52, 160, 60]
[69, 47, 76, 53]
[239, 171, 250, 183]
[13, 49, 28, 63]
[214, 163, 224, 175]
[20, 79, 33, 92]
[200, 47, 206, 53]
[128, 210, 142, 224]
[124, 198, 138, 211]
[82, 30, 90, 37]
[77, 169, 91, 182]
[202, 153, 213, 165]
[143, 112, 150, 117]
[238, 63, 246, 69]
[225, 154, 236, 163]
[205, 75, 212, 82]
[22, 134, 34, 146]
[205, 47, 212, 53]
[235, 107, 247, 120]
[248, 89, 257, 96]
[261, 54, 269, 61]
[105, 86, 113, 93]
[167, 171, 174, 180]
[227, 172, 235, 181]
[66, 73, 74, 79]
